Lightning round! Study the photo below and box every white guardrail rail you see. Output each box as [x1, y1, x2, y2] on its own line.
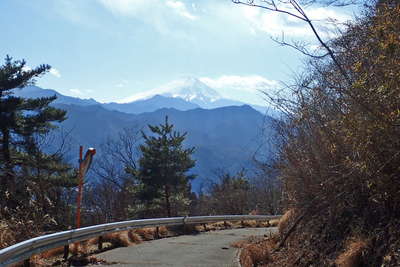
[0, 214, 281, 267]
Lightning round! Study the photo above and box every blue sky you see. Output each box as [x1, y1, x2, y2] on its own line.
[0, 0, 355, 105]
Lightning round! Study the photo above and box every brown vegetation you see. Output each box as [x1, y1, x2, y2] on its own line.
[229, 1, 400, 266]
[232, 234, 279, 267]
[335, 238, 369, 267]
[277, 209, 294, 236]
[268, 219, 280, 227]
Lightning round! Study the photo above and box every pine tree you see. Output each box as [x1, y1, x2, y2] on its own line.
[0, 55, 74, 228]
[134, 116, 195, 217]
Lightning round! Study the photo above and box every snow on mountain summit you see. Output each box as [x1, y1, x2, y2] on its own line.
[119, 77, 222, 105]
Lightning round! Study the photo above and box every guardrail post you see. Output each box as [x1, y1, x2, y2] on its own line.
[156, 227, 160, 239]
[202, 223, 207, 231]
[241, 220, 245, 227]
[23, 258, 30, 267]
[63, 245, 69, 260]
[183, 216, 188, 234]
[224, 221, 228, 229]
[98, 236, 103, 250]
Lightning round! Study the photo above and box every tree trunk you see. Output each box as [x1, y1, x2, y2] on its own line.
[2, 128, 11, 163]
[164, 184, 171, 217]
[1, 128, 16, 208]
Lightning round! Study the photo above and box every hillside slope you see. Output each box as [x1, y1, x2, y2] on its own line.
[54, 103, 274, 190]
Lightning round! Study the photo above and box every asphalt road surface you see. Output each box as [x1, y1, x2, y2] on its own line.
[91, 227, 276, 267]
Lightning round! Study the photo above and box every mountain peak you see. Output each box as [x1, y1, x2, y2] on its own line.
[120, 77, 222, 105]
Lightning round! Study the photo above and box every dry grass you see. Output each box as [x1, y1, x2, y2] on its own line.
[232, 235, 279, 267]
[278, 209, 294, 235]
[269, 219, 280, 227]
[158, 226, 169, 237]
[335, 238, 368, 267]
[240, 243, 271, 267]
[134, 227, 157, 240]
[208, 221, 232, 230]
[242, 220, 258, 228]
[0, 222, 16, 249]
[102, 231, 134, 247]
[39, 246, 65, 258]
[71, 240, 89, 255]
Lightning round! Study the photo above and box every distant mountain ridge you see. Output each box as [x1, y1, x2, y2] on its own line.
[13, 85, 98, 106]
[53, 103, 272, 190]
[11, 86, 273, 191]
[103, 95, 200, 114]
[13, 85, 276, 191]
[16, 83, 270, 115]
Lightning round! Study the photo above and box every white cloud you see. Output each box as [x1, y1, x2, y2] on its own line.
[98, 0, 197, 34]
[49, 68, 61, 78]
[200, 75, 278, 93]
[200, 75, 280, 106]
[166, 1, 197, 20]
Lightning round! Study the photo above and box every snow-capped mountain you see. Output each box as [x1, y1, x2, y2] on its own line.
[119, 77, 272, 113]
[120, 77, 227, 108]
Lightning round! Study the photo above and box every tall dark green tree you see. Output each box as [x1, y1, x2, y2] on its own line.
[0, 56, 74, 230]
[134, 116, 195, 217]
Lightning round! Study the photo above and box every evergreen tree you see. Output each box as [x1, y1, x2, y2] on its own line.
[0, 56, 74, 229]
[134, 116, 195, 217]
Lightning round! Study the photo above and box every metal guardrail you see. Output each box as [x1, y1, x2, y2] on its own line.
[0, 214, 281, 267]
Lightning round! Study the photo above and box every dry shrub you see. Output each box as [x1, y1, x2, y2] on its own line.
[269, 219, 280, 227]
[158, 226, 169, 237]
[242, 220, 257, 228]
[232, 234, 280, 267]
[71, 241, 89, 255]
[335, 238, 368, 267]
[232, 238, 271, 267]
[69, 255, 107, 266]
[39, 246, 65, 258]
[194, 224, 205, 232]
[231, 221, 243, 228]
[184, 224, 201, 234]
[87, 237, 100, 246]
[209, 221, 228, 230]
[242, 243, 270, 267]
[0, 222, 16, 249]
[134, 228, 156, 240]
[127, 230, 142, 243]
[102, 232, 132, 247]
[278, 209, 294, 235]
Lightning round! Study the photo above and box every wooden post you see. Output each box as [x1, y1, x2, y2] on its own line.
[63, 245, 69, 260]
[156, 227, 160, 239]
[76, 146, 84, 229]
[98, 236, 103, 250]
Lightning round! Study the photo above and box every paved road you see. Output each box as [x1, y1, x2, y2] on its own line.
[91, 227, 276, 267]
